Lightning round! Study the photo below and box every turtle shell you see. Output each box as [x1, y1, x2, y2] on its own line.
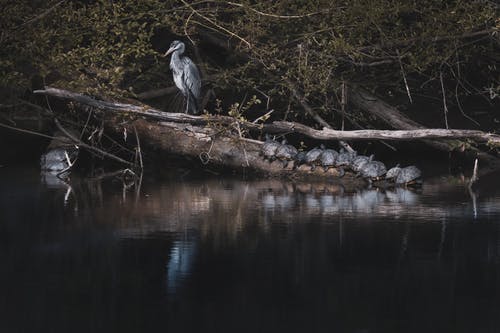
[335, 149, 355, 167]
[304, 146, 325, 171]
[276, 142, 298, 160]
[385, 165, 402, 181]
[351, 154, 373, 172]
[395, 166, 422, 185]
[305, 146, 323, 164]
[261, 135, 281, 161]
[359, 160, 387, 179]
[320, 149, 339, 169]
[275, 140, 298, 168]
[293, 151, 307, 169]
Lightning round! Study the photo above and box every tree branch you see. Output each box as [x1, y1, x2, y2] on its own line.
[358, 28, 497, 52]
[53, 118, 135, 167]
[34, 87, 500, 146]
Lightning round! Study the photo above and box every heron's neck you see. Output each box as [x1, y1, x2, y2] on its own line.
[170, 51, 182, 70]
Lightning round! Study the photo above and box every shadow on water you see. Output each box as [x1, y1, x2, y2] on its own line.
[1, 166, 500, 332]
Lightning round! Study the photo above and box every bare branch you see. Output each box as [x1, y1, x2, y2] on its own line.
[358, 28, 498, 52]
[34, 86, 500, 146]
[54, 118, 135, 167]
[180, 0, 252, 48]
[0, 121, 56, 140]
[224, 1, 327, 19]
[439, 70, 449, 129]
[15, 1, 66, 29]
[397, 49, 413, 104]
[133, 126, 144, 170]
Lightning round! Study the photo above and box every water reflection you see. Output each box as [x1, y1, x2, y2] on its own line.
[166, 238, 198, 294]
[2, 167, 500, 332]
[21, 170, 500, 233]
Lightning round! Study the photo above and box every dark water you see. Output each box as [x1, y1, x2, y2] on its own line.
[1, 166, 500, 333]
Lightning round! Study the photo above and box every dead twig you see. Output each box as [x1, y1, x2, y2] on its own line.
[235, 121, 250, 167]
[397, 49, 413, 104]
[54, 118, 135, 167]
[56, 150, 78, 177]
[285, 79, 355, 154]
[184, 10, 196, 45]
[133, 125, 144, 170]
[252, 109, 274, 124]
[180, 0, 252, 48]
[199, 140, 214, 165]
[14, 0, 65, 30]
[341, 81, 346, 131]
[469, 158, 479, 188]
[0, 121, 56, 140]
[88, 169, 137, 182]
[439, 70, 449, 129]
[225, 1, 326, 19]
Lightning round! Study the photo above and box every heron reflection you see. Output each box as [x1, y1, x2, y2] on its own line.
[166, 238, 197, 294]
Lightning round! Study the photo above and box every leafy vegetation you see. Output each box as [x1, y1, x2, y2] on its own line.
[1, 0, 498, 128]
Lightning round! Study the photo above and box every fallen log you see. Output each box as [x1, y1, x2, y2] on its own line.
[348, 84, 500, 164]
[269, 121, 500, 144]
[34, 87, 500, 145]
[33, 87, 352, 181]
[190, 28, 499, 163]
[31, 86, 500, 182]
[124, 118, 353, 181]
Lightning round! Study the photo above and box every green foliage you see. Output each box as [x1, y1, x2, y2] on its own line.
[169, 0, 497, 121]
[1, 0, 498, 122]
[227, 95, 261, 121]
[1, 0, 176, 95]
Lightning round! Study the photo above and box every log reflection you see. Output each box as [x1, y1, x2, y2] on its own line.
[3, 167, 500, 332]
[36, 173, 500, 241]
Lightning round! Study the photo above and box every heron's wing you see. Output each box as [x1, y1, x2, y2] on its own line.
[181, 57, 201, 100]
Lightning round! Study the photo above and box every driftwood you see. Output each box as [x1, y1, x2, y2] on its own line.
[124, 118, 355, 181]
[33, 87, 352, 181]
[194, 30, 500, 163]
[31, 87, 500, 180]
[34, 87, 500, 144]
[348, 84, 500, 164]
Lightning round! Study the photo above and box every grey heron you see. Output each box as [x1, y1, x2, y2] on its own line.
[164, 40, 201, 114]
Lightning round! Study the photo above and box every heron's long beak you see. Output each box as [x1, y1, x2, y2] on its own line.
[163, 46, 175, 57]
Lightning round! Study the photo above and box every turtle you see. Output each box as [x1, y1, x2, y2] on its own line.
[351, 154, 374, 173]
[293, 151, 307, 170]
[335, 148, 356, 169]
[359, 159, 387, 181]
[385, 164, 402, 181]
[320, 149, 339, 172]
[395, 165, 422, 185]
[304, 145, 325, 171]
[275, 139, 299, 168]
[40, 148, 76, 172]
[260, 134, 281, 162]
